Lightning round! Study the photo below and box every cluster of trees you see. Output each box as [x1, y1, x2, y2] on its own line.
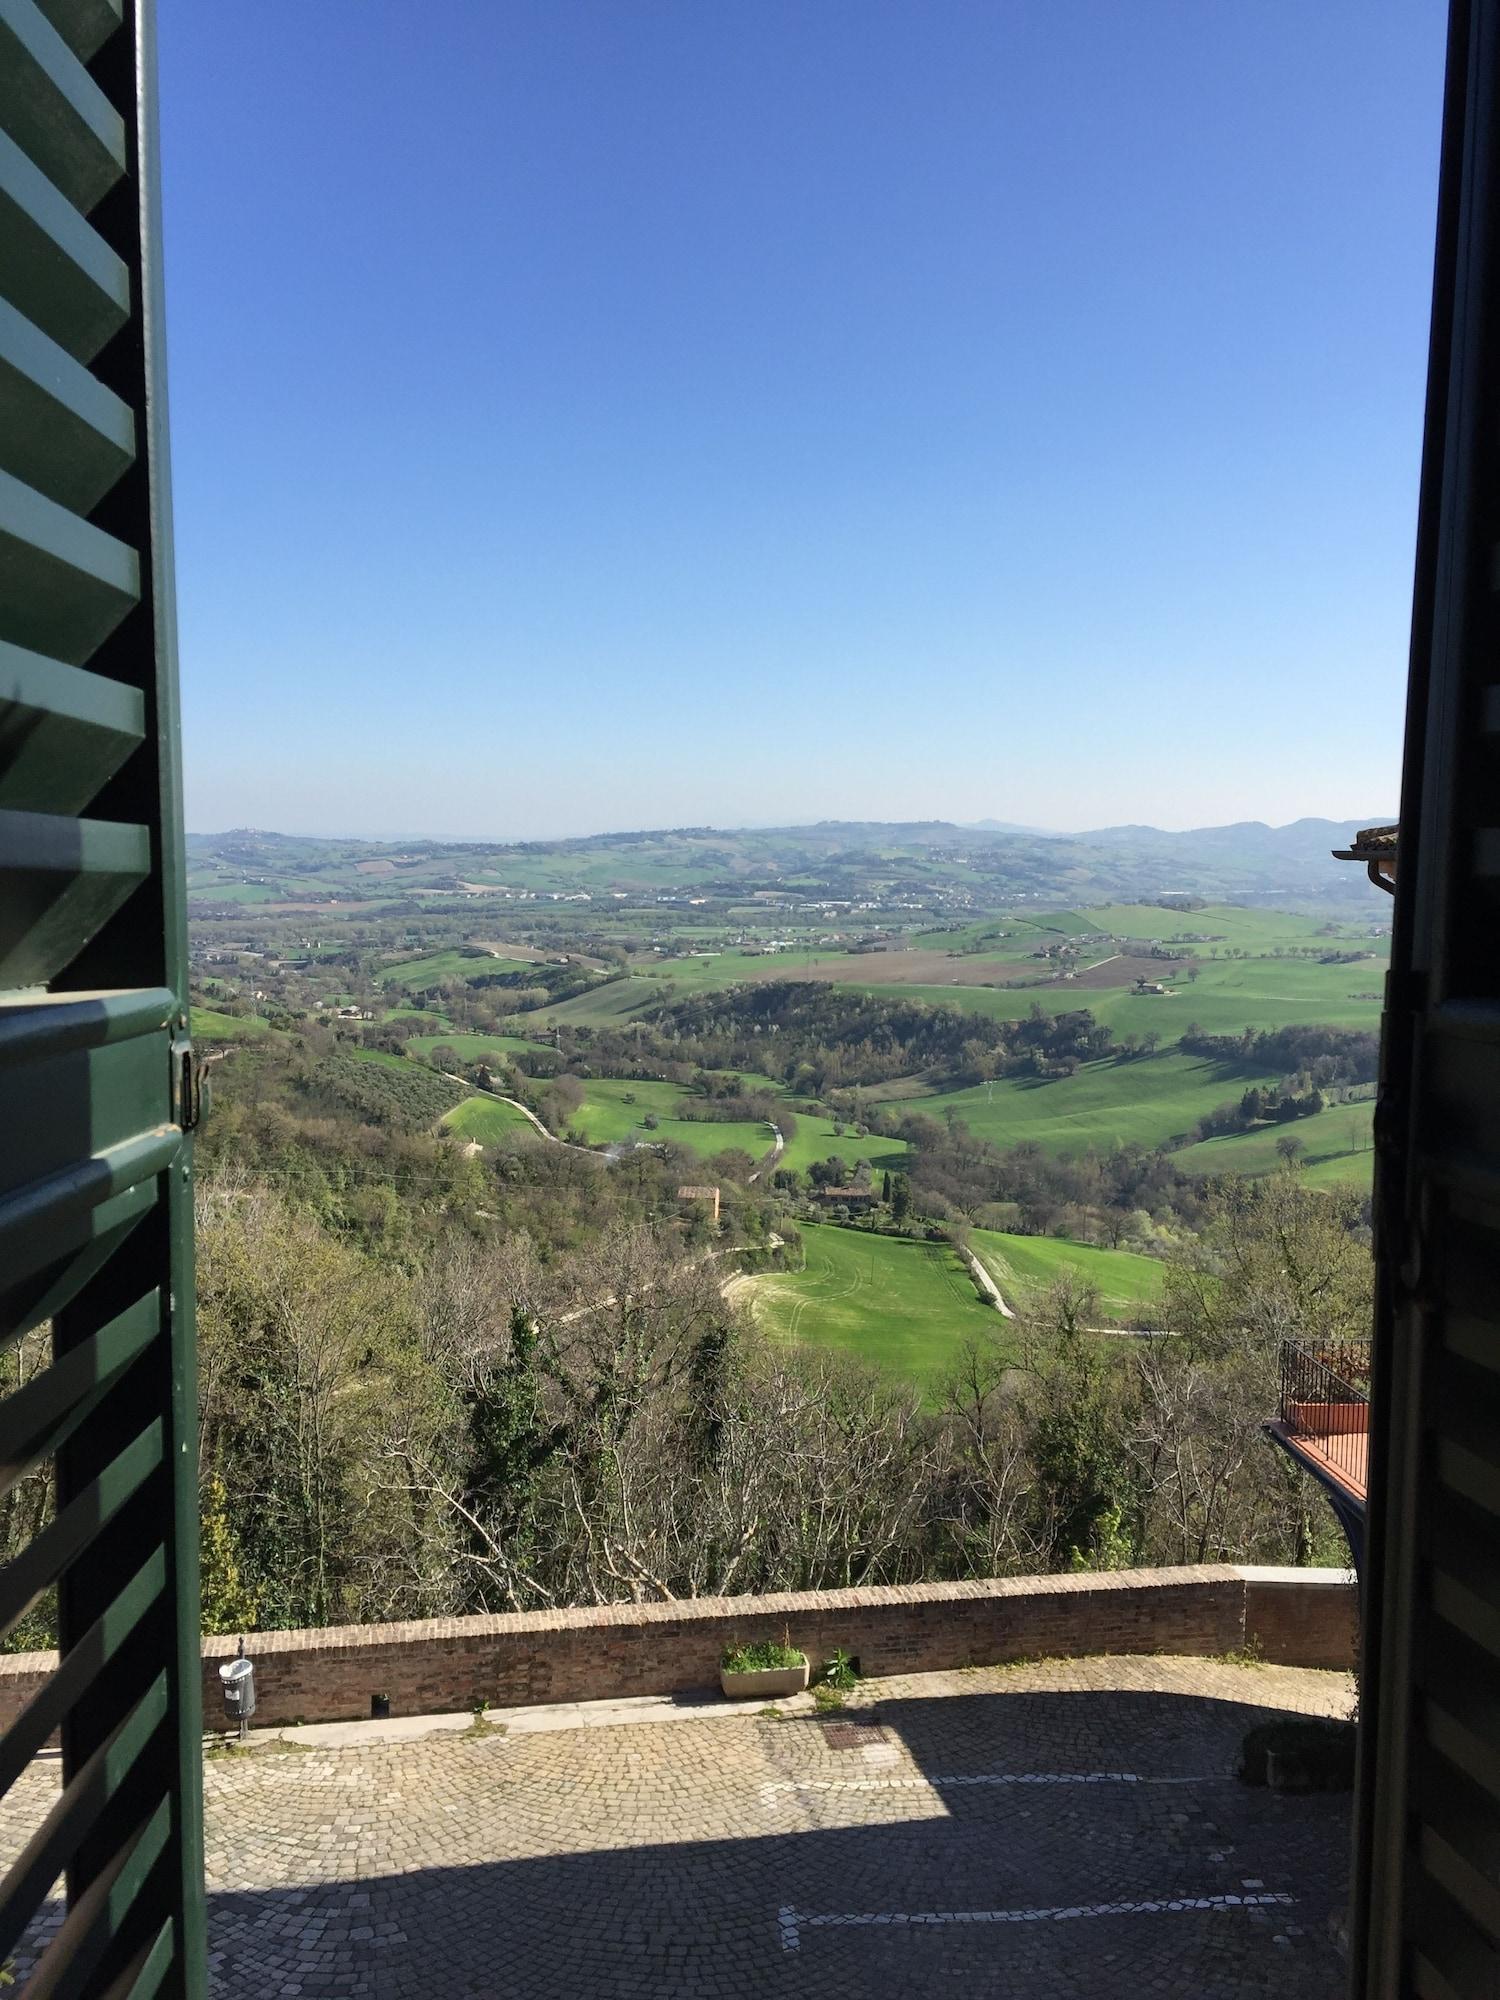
[634, 985, 1117, 1093]
[889, 1118, 1211, 1246]
[1179, 1023, 1379, 1089]
[1193, 1082, 1328, 1144]
[185, 1172, 1367, 1634]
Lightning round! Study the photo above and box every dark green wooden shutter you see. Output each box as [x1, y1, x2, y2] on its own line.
[1353, 4, 1500, 1994]
[0, 0, 205, 1993]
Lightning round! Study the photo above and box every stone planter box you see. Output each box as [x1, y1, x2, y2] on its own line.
[720, 1660, 809, 1699]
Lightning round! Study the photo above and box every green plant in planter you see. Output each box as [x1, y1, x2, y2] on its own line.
[721, 1641, 807, 1674]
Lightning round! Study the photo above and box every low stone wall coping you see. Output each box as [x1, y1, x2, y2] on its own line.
[192, 1562, 1242, 1657]
[0, 1565, 1357, 1734]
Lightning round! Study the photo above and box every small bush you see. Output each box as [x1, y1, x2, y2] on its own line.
[721, 1640, 806, 1673]
[819, 1647, 860, 1691]
[1239, 1717, 1355, 1790]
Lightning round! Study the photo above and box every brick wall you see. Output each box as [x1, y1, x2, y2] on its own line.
[0, 1565, 1356, 1734]
[1241, 1565, 1359, 1671]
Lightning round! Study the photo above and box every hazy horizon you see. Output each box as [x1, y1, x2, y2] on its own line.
[187, 807, 1396, 848]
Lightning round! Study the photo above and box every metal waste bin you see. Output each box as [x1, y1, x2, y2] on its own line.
[219, 1654, 256, 1738]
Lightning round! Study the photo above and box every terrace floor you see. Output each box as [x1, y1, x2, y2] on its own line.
[1266, 1419, 1370, 1508]
[3, 1656, 1354, 1998]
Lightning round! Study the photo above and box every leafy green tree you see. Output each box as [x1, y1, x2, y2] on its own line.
[199, 1471, 261, 1635]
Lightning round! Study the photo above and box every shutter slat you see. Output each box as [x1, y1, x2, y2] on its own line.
[24, 1798, 172, 2000]
[0, 644, 145, 817]
[0, 1678, 166, 1969]
[0, 294, 134, 512]
[4, 1024, 167, 1196]
[0, 129, 129, 364]
[94, 1916, 174, 2000]
[0, 808, 150, 989]
[0, 1178, 157, 1352]
[0, 1549, 164, 1793]
[0, 466, 139, 665]
[0, 0, 124, 213]
[32, 0, 120, 64]
[0, 1421, 162, 1644]
[0, 1131, 179, 1295]
[0, 988, 174, 1066]
[0, 1291, 158, 1492]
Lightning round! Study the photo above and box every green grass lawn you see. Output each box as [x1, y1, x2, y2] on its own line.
[1170, 1099, 1375, 1186]
[191, 1007, 269, 1040]
[441, 1095, 537, 1144]
[911, 1051, 1282, 1157]
[969, 1229, 1166, 1321]
[742, 1223, 1004, 1385]
[571, 1079, 773, 1161]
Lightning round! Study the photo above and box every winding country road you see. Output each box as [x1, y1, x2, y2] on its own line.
[747, 1122, 786, 1184]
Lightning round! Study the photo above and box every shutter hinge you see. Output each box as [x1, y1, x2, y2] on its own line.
[169, 1032, 204, 1134]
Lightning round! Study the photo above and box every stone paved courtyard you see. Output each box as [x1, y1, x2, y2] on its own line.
[4, 1655, 1353, 1997]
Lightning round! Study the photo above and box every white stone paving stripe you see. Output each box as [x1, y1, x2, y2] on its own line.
[777, 1891, 1295, 1952]
[759, 1770, 1230, 1803]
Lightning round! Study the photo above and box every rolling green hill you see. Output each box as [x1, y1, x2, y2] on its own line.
[191, 1007, 269, 1041]
[570, 1080, 773, 1161]
[740, 1223, 1003, 1384]
[969, 1229, 1166, 1320]
[910, 1052, 1282, 1157]
[441, 1095, 538, 1145]
[1170, 1099, 1375, 1186]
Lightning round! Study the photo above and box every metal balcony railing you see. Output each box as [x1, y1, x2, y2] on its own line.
[1278, 1340, 1372, 1496]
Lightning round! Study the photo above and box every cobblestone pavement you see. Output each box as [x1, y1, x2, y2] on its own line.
[1, 1655, 1354, 1998]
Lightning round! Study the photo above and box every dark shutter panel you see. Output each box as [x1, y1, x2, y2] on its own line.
[0, 0, 205, 1993]
[1353, 4, 1500, 1994]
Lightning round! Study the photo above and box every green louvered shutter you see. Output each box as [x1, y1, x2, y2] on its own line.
[0, 0, 205, 1993]
[1352, 3, 1500, 1994]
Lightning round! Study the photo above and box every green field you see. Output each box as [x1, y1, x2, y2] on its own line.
[776, 1111, 908, 1178]
[343, 1045, 415, 1071]
[531, 978, 665, 1026]
[570, 1080, 774, 1161]
[441, 1095, 537, 1144]
[1170, 1099, 1375, 1187]
[191, 1007, 269, 1040]
[376, 948, 538, 988]
[1005, 955, 1384, 1042]
[910, 1052, 1282, 1157]
[188, 880, 280, 904]
[742, 1223, 1003, 1384]
[970, 1229, 1166, 1321]
[820, 955, 1383, 1047]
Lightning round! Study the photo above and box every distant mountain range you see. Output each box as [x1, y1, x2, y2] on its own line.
[186, 816, 1395, 913]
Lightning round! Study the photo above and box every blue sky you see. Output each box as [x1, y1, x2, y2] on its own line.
[161, 1, 1446, 841]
